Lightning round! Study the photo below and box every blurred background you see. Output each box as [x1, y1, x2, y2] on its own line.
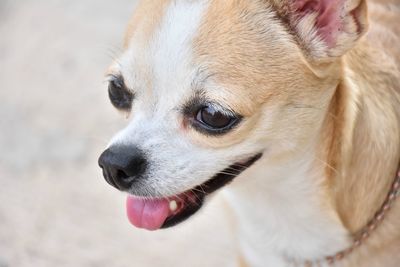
[0, 1, 235, 266]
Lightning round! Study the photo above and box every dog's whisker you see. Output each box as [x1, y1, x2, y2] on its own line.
[190, 187, 206, 194]
[175, 195, 186, 204]
[290, 144, 340, 176]
[216, 171, 240, 176]
[224, 167, 243, 173]
[185, 190, 202, 205]
[105, 45, 124, 62]
[199, 184, 208, 194]
[313, 157, 339, 176]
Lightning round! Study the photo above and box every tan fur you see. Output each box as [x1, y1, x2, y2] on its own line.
[123, 0, 172, 49]
[239, 255, 250, 267]
[328, 3, 400, 264]
[304, 0, 400, 265]
[191, 0, 341, 151]
[196, 1, 400, 264]
[118, 0, 400, 265]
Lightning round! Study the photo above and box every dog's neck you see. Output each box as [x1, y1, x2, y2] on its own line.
[225, 42, 400, 266]
[225, 145, 351, 266]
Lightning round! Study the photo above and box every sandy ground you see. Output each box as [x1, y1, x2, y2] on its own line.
[0, 1, 235, 266]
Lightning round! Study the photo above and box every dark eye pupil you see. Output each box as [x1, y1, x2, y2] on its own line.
[198, 106, 232, 129]
[108, 77, 134, 111]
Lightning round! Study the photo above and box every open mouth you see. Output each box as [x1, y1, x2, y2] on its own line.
[126, 153, 262, 231]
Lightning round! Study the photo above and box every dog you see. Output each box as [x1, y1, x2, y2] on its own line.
[98, 0, 400, 266]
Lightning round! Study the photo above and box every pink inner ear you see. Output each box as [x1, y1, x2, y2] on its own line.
[293, 0, 346, 47]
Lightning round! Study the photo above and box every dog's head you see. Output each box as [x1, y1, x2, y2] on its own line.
[99, 0, 367, 231]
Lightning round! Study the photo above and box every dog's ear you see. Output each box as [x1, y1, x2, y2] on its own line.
[271, 0, 368, 60]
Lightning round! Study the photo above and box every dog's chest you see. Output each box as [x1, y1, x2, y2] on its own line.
[223, 157, 350, 266]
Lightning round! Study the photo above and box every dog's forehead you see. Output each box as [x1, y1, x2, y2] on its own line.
[116, 0, 307, 115]
[116, 0, 209, 108]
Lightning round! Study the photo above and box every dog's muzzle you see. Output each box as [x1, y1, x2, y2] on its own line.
[98, 144, 263, 231]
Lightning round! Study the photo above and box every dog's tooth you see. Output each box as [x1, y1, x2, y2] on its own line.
[169, 200, 178, 212]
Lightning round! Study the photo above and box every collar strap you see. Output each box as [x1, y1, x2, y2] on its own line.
[301, 168, 400, 266]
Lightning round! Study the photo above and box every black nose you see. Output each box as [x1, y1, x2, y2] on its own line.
[98, 145, 147, 190]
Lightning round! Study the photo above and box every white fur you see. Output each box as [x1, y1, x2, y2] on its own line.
[109, 0, 240, 198]
[224, 146, 350, 266]
[108, 1, 351, 265]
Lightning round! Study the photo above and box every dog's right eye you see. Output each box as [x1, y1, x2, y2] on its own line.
[108, 76, 134, 111]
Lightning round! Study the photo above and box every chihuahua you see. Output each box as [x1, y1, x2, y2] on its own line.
[99, 0, 400, 266]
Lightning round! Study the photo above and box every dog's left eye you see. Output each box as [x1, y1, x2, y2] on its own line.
[108, 76, 134, 111]
[194, 106, 239, 133]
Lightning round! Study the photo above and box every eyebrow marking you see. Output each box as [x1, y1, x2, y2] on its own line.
[190, 67, 219, 93]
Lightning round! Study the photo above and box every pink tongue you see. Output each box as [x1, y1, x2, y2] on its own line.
[126, 196, 170, 231]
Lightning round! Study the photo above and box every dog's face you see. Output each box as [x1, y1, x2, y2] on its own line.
[99, 0, 367, 231]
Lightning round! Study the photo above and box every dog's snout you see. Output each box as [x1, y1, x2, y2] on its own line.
[98, 145, 147, 190]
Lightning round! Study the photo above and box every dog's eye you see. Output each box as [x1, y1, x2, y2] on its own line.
[195, 106, 239, 133]
[108, 76, 134, 111]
